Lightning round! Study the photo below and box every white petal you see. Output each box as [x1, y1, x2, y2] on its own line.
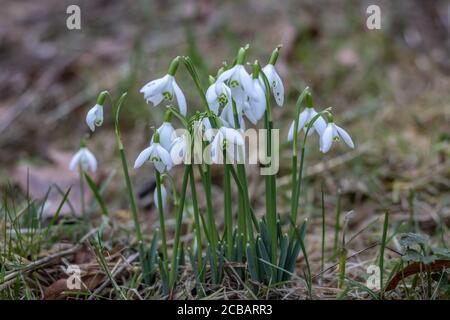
[157, 122, 176, 151]
[85, 105, 99, 132]
[155, 144, 173, 171]
[287, 121, 295, 141]
[147, 93, 164, 106]
[298, 109, 310, 131]
[69, 150, 83, 171]
[172, 79, 187, 116]
[272, 69, 284, 106]
[83, 148, 97, 172]
[336, 125, 354, 149]
[313, 115, 327, 136]
[262, 65, 275, 85]
[154, 184, 167, 210]
[320, 125, 334, 153]
[237, 66, 256, 99]
[216, 66, 236, 83]
[134, 146, 153, 169]
[140, 75, 168, 97]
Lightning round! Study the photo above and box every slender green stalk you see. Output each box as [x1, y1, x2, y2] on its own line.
[379, 210, 389, 298]
[338, 247, 347, 289]
[155, 171, 169, 265]
[259, 70, 277, 280]
[231, 99, 250, 242]
[321, 183, 326, 279]
[188, 165, 203, 281]
[79, 166, 85, 218]
[223, 162, 233, 258]
[333, 190, 342, 259]
[289, 88, 310, 230]
[169, 165, 190, 289]
[113, 93, 149, 283]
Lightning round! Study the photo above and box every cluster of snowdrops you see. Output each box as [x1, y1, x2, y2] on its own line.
[68, 45, 354, 294]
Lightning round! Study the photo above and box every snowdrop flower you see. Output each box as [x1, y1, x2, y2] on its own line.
[262, 46, 284, 106]
[154, 184, 167, 210]
[86, 91, 107, 132]
[206, 79, 232, 115]
[210, 126, 245, 164]
[140, 57, 187, 116]
[216, 47, 256, 100]
[262, 64, 284, 107]
[154, 112, 176, 151]
[320, 115, 354, 153]
[134, 133, 173, 173]
[69, 147, 97, 172]
[243, 77, 266, 124]
[86, 104, 103, 132]
[169, 133, 190, 165]
[287, 106, 327, 141]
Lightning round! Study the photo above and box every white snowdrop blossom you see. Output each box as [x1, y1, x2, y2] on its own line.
[69, 147, 97, 172]
[206, 81, 232, 115]
[287, 107, 327, 141]
[134, 139, 173, 173]
[140, 74, 187, 116]
[262, 64, 284, 106]
[216, 64, 256, 101]
[169, 134, 190, 165]
[210, 126, 245, 164]
[156, 122, 176, 151]
[243, 78, 266, 124]
[86, 104, 104, 132]
[154, 184, 167, 210]
[320, 121, 355, 153]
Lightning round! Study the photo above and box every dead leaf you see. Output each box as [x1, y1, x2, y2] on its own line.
[385, 259, 450, 291]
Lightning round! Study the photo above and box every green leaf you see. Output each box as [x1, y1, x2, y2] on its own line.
[84, 173, 109, 216]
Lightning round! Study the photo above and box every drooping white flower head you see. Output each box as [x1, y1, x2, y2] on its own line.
[287, 106, 327, 141]
[69, 147, 97, 172]
[210, 126, 245, 164]
[262, 64, 284, 107]
[154, 184, 167, 210]
[206, 80, 232, 115]
[169, 133, 190, 166]
[134, 133, 173, 173]
[243, 78, 266, 124]
[156, 122, 176, 151]
[216, 47, 256, 103]
[261, 46, 284, 106]
[320, 116, 355, 153]
[140, 57, 187, 116]
[86, 104, 104, 132]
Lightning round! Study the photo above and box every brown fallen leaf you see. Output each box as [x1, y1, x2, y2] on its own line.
[43, 273, 105, 300]
[385, 260, 450, 291]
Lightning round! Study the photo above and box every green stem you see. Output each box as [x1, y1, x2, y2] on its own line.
[113, 92, 149, 283]
[79, 166, 85, 218]
[379, 211, 389, 299]
[224, 162, 233, 258]
[169, 165, 190, 289]
[260, 71, 277, 279]
[155, 171, 169, 265]
[188, 165, 204, 281]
